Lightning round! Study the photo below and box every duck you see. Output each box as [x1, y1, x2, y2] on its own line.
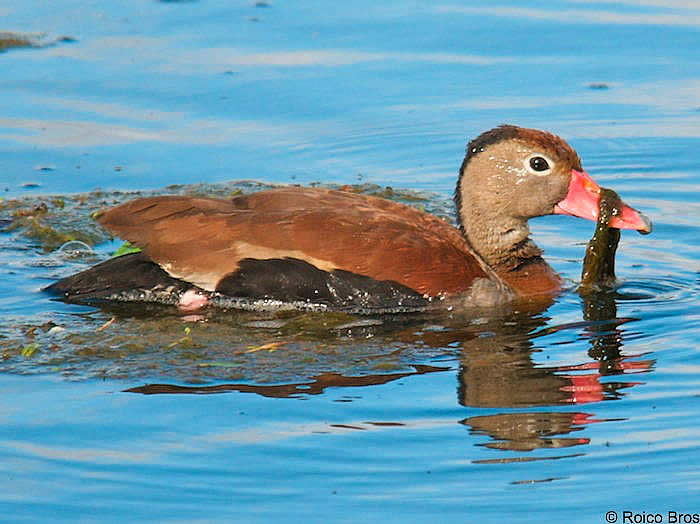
[46, 125, 651, 313]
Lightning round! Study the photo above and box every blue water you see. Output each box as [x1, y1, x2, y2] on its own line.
[2, 1, 700, 522]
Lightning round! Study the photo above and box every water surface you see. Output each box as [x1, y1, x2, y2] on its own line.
[1, 1, 700, 522]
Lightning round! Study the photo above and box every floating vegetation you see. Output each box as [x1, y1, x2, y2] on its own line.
[1, 197, 106, 252]
[166, 326, 193, 349]
[0, 306, 453, 383]
[329, 182, 450, 221]
[20, 343, 39, 358]
[333, 182, 429, 202]
[245, 341, 287, 353]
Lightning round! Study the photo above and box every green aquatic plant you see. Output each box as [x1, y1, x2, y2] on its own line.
[579, 188, 622, 293]
[20, 342, 39, 358]
[1, 196, 108, 251]
[24, 216, 101, 252]
[113, 241, 142, 257]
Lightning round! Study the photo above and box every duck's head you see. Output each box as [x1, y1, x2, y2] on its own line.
[456, 125, 651, 232]
[455, 125, 651, 266]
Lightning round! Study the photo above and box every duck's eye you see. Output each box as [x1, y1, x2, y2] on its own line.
[529, 156, 550, 172]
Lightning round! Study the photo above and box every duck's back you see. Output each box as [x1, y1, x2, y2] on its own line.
[96, 188, 494, 298]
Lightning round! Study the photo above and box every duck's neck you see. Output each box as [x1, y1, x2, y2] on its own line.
[456, 199, 543, 272]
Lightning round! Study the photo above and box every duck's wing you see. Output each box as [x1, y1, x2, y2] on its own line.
[97, 188, 494, 297]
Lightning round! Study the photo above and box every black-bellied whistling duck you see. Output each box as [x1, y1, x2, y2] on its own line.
[47, 125, 651, 313]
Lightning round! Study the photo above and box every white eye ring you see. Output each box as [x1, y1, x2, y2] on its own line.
[524, 154, 555, 176]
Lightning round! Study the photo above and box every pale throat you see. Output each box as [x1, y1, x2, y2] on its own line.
[457, 186, 541, 270]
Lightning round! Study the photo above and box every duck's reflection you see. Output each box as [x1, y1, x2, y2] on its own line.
[454, 290, 652, 452]
[125, 364, 449, 397]
[463, 411, 592, 452]
[125, 290, 654, 454]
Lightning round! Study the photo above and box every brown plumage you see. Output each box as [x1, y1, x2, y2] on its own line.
[96, 189, 493, 297]
[48, 125, 651, 312]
